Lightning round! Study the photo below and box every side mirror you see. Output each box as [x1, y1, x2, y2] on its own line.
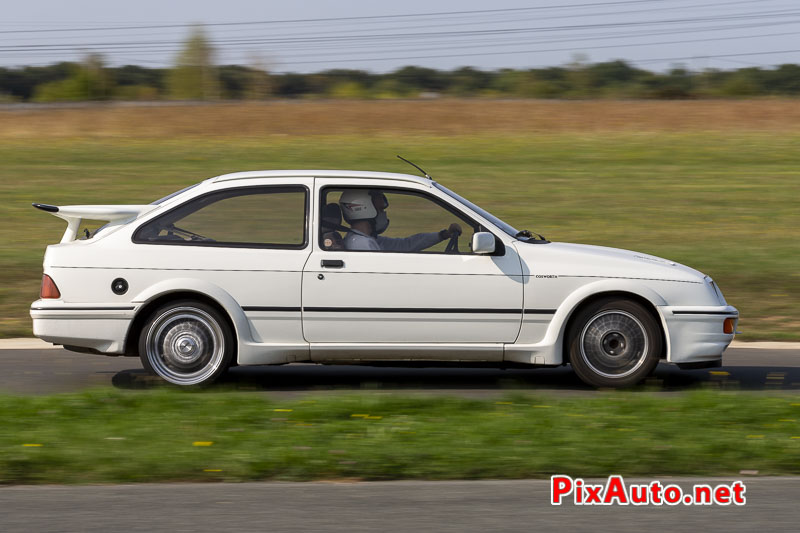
[471, 232, 496, 254]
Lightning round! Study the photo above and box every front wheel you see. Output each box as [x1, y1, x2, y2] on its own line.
[139, 300, 234, 386]
[567, 298, 662, 388]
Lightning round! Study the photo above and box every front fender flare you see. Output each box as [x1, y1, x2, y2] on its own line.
[549, 279, 667, 350]
[509, 279, 669, 365]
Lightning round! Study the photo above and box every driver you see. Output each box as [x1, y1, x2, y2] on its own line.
[339, 189, 462, 252]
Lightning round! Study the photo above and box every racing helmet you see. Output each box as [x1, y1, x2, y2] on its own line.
[339, 189, 377, 222]
[339, 189, 389, 223]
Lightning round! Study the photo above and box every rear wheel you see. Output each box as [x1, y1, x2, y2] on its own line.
[138, 300, 234, 386]
[567, 298, 661, 388]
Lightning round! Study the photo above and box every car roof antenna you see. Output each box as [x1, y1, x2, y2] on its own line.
[396, 155, 433, 180]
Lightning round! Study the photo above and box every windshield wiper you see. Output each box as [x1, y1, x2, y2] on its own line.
[516, 229, 547, 241]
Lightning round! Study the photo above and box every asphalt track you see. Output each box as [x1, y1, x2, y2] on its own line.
[2, 478, 799, 532]
[1, 345, 798, 531]
[0, 345, 798, 395]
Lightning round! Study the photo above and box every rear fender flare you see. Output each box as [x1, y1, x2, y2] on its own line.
[131, 278, 254, 344]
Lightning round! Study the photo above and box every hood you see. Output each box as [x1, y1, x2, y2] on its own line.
[517, 241, 706, 284]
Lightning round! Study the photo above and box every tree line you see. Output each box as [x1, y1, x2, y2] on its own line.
[2, 29, 799, 102]
[4, 60, 800, 103]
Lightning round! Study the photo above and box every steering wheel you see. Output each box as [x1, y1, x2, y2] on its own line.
[166, 224, 214, 242]
[444, 233, 460, 254]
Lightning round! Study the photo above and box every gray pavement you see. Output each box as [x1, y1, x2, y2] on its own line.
[1, 478, 799, 532]
[0, 346, 797, 395]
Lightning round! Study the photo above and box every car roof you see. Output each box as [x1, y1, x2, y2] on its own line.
[211, 170, 433, 186]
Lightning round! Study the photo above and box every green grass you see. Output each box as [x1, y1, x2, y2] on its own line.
[1, 132, 798, 339]
[1, 389, 799, 484]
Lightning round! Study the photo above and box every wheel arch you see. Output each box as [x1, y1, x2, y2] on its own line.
[124, 279, 252, 358]
[543, 280, 668, 365]
[561, 291, 666, 362]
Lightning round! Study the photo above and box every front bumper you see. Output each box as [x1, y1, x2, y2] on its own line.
[658, 305, 739, 363]
[30, 300, 136, 354]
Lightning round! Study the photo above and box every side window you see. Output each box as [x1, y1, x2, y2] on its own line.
[320, 187, 480, 254]
[135, 186, 307, 248]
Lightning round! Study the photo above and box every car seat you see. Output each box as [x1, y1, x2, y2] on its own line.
[321, 203, 347, 250]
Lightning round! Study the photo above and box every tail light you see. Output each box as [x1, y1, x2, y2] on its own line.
[723, 317, 735, 334]
[40, 274, 61, 299]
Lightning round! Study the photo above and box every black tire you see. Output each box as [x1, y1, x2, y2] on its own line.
[567, 298, 662, 388]
[138, 300, 234, 386]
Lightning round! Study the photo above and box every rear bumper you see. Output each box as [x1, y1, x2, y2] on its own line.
[30, 300, 135, 354]
[658, 305, 739, 363]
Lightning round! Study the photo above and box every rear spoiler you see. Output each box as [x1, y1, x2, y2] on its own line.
[32, 203, 157, 243]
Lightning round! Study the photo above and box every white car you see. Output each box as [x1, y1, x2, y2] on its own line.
[30, 169, 738, 388]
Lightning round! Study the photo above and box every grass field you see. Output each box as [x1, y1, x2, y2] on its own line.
[0, 100, 798, 339]
[1, 388, 799, 484]
[5, 100, 800, 137]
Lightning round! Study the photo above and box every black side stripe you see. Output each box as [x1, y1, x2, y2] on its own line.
[243, 306, 302, 312]
[672, 311, 738, 316]
[242, 307, 557, 314]
[245, 307, 559, 314]
[303, 307, 520, 314]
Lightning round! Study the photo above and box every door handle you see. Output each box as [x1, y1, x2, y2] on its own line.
[321, 259, 344, 268]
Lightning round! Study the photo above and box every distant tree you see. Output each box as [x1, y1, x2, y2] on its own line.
[584, 60, 649, 96]
[272, 73, 310, 97]
[491, 69, 530, 96]
[244, 53, 272, 99]
[33, 54, 112, 102]
[389, 66, 447, 94]
[0, 90, 19, 103]
[217, 63, 270, 100]
[446, 67, 494, 96]
[218, 65, 252, 99]
[294, 69, 369, 97]
[766, 64, 800, 94]
[497, 67, 563, 98]
[692, 68, 728, 97]
[638, 66, 695, 99]
[319, 69, 373, 87]
[33, 75, 85, 102]
[82, 54, 113, 99]
[0, 62, 74, 101]
[527, 79, 565, 98]
[370, 78, 413, 98]
[110, 65, 164, 100]
[113, 65, 166, 91]
[9, 57, 800, 102]
[588, 61, 644, 83]
[328, 81, 369, 99]
[167, 26, 220, 100]
[718, 69, 762, 97]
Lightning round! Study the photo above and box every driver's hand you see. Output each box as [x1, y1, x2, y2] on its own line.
[441, 223, 463, 239]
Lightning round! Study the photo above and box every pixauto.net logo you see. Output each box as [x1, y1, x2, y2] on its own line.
[551, 475, 746, 506]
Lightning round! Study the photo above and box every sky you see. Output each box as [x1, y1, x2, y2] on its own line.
[1, 0, 799, 72]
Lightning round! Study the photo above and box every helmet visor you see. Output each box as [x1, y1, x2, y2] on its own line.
[370, 191, 389, 210]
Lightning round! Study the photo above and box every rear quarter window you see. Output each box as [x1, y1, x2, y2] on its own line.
[134, 185, 307, 249]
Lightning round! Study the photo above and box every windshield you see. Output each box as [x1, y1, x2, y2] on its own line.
[150, 183, 200, 205]
[433, 182, 520, 238]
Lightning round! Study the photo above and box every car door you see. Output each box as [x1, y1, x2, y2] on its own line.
[301, 178, 524, 360]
